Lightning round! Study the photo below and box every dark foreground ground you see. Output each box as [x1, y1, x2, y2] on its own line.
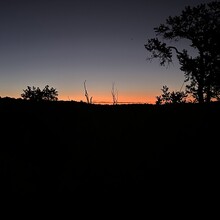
[0, 98, 219, 198]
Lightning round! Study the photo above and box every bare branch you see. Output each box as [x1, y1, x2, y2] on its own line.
[84, 80, 92, 104]
[111, 82, 118, 105]
[168, 46, 182, 55]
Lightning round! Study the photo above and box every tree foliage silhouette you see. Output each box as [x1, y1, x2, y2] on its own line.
[156, 85, 187, 105]
[21, 85, 58, 101]
[145, 1, 220, 103]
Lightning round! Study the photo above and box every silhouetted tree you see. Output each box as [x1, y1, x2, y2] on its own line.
[156, 85, 187, 105]
[145, 1, 220, 103]
[21, 85, 58, 101]
[42, 85, 58, 101]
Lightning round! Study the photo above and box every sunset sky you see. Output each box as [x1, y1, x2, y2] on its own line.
[0, 0, 213, 104]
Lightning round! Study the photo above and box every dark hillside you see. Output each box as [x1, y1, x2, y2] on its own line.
[0, 98, 219, 197]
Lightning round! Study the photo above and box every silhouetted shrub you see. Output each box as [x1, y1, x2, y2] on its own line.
[156, 85, 187, 105]
[21, 85, 58, 101]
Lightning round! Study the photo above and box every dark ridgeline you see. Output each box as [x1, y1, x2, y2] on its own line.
[0, 98, 219, 198]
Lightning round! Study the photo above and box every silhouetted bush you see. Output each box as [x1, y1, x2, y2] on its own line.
[21, 85, 58, 101]
[156, 85, 187, 105]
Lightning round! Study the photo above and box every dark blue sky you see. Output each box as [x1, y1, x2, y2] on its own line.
[0, 0, 213, 103]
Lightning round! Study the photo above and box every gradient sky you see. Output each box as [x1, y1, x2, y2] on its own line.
[0, 0, 213, 104]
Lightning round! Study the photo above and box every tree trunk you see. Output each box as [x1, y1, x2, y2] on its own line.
[206, 84, 211, 103]
[198, 51, 205, 103]
[198, 83, 204, 103]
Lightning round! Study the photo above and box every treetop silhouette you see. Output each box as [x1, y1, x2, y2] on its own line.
[145, 1, 220, 103]
[21, 85, 58, 101]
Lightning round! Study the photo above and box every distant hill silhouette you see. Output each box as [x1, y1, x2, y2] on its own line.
[0, 98, 219, 198]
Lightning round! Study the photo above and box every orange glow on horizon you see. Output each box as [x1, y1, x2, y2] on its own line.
[58, 93, 156, 104]
[1, 90, 157, 104]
